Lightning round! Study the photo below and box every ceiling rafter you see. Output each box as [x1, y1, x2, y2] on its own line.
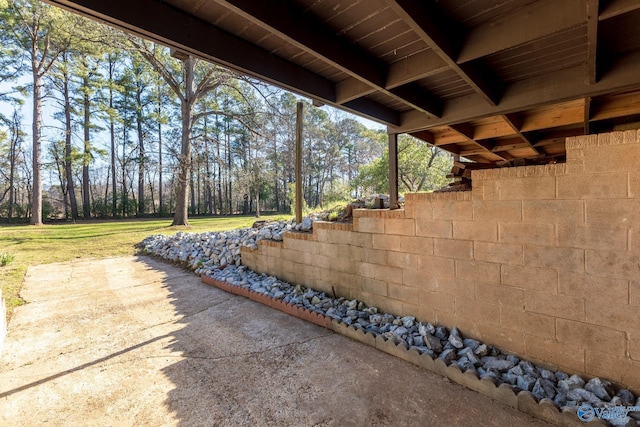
[449, 124, 511, 162]
[386, 50, 448, 89]
[584, 97, 592, 134]
[337, 50, 448, 103]
[458, 0, 587, 64]
[44, 0, 401, 125]
[215, 0, 443, 117]
[599, 0, 640, 20]
[385, 0, 502, 106]
[586, 0, 600, 84]
[396, 52, 640, 133]
[408, 130, 436, 145]
[491, 141, 533, 153]
[502, 114, 540, 156]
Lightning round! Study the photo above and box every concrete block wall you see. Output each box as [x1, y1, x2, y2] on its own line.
[241, 130, 640, 392]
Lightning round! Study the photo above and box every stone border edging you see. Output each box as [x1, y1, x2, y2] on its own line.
[200, 274, 606, 427]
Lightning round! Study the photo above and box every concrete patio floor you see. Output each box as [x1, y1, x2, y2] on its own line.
[0, 256, 549, 426]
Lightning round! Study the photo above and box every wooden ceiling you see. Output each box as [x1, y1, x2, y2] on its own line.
[45, 0, 640, 164]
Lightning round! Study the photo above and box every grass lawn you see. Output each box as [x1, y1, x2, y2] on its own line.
[0, 214, 288, 319]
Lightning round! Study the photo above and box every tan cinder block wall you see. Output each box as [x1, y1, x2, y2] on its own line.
[241, 130, 640, 392]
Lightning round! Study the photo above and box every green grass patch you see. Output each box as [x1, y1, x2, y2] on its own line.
[0, 252, 15, 266]
[0, 214, 289, 319]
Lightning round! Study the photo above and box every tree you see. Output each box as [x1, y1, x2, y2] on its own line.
[129, 38, 233, 225]
[2, 0, 79, 225]
[355, 134, 452, 195]
[49, 51, 79, 219]
[104, 51, 120, 218]
[0, 1, 24, 118]
[148, 69, 172, 216]
[0, 110, 25, 219]
[78, 55, 101, 219]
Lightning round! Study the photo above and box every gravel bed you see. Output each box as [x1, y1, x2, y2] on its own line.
[141, 225, 640, 427]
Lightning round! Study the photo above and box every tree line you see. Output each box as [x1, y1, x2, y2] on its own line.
[0, 0, 452, 225]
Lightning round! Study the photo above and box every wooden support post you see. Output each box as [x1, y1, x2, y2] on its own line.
[295, 101, 303, 223]
[388, 132, 399, 210]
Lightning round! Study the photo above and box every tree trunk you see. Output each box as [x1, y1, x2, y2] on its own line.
[226, 127, 232, 215]
[104, 165, 110, 215]
[30, 65, 43, 225]
[255, 185, 260, 218]
[273, 136, 279, 212]
[8, 112, 19, 221]
[82, 73, 91, 219]
[216, 129, 223, 215]
[122, 124, 127, 217]
[136, 85, 145, 215]
[189, 154, 196, 215]
[63, 57, 79, 219]
[157, 96, 163, 217]
[171, 56, 195, 226]
[147, 170, 156, 214]
[204, 117, 213, 215]
[109, 57, 117, 218]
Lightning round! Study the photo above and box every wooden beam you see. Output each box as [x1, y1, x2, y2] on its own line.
[471, 116, 517, 140]
[386, 50, 448, 89]
[502, 114, 540, 155]
[449, 123, 474, 139]
[436, 143, 461, 155]
[342, 98, 400, 126]
[590, 91, 640, 121]
[459, 147, 513, 162]
[458, 0, 586, 63]
[458, 148, 489, 157]
[532, 139, 564, 148]
[599, 0, 640, 20]
[519, 100, 586, 132]
[409, 130, 436, 145]
[215, 0, 386, 88]
[337, 50, 448, 103]
[386, 0, 502, 106]
[336, 78, 375, 104]
[449, 124, 511, 161]
[388, 133, 399, 210]
[584, 97, 592, 134]
[43, 0, 401, 126]
[393, 51, 640, 133]
[45, 0, 336, 99]
[529, 127, 586, 144]
[586, 0, 600, 84]
[389, 84, 443, 117]
[491, 141, 532, 152]
[431, 126, 468, 146]
[216, 0, 443, 117]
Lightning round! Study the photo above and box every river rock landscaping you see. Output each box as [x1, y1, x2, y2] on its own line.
[141, 221, 640, 427]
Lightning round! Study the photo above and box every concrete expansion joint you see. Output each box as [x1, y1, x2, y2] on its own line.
[181, 300, 234, 319]
[181, 335, 332, 363]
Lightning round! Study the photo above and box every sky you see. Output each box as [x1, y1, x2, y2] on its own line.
[0, 77, 385, 145]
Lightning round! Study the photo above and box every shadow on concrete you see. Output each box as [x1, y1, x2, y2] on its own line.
[147, 256, 550, 427]
[0, 256, 548, 426]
